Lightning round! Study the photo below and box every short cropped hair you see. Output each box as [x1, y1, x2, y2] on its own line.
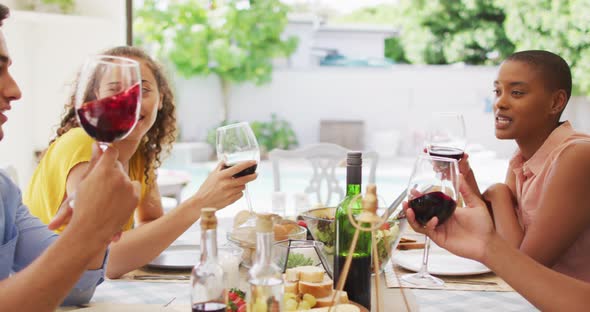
[506, 50, 572, 102]
[0, 4, 9, 27]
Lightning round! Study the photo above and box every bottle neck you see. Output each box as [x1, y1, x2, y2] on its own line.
[200, 228, 218, 263]
[255, 231, 273, 265]
[346, 165, 362, 196]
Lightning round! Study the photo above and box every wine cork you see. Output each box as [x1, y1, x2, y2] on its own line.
[358, 184, 381, 223]
[256, 213, 274, 233]
[201, 208, 217, 230]
[363, 184, 378, 214]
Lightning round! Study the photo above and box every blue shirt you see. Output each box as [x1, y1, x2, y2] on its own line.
[0, 170, 106, 305]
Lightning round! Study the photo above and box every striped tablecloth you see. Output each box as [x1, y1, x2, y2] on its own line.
[90, 279, 537, 311]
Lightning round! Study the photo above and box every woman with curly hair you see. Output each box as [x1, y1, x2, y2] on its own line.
[24, 46, 257, 278]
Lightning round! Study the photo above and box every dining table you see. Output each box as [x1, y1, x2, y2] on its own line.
[58, 218, 538, 312]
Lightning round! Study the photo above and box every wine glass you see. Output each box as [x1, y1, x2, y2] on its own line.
[401, 154, 459, 287]
[425, 112, 466, 160]
[67, 55, 141, 208]
[216, 122, 260, 227]
[74, 55, 142, 150]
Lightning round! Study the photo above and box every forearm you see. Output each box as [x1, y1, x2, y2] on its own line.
[0, 229, 106, 311]
[483, 185, 523, 248]
[106, 199, 202, 278]
[491, 201, 524, 248]
[483, 235, 590, 311]
[493, 211, 523, 249]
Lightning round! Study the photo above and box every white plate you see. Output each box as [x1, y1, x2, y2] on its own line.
[394, 247, 490, 276]
[147, 245, 199, 270]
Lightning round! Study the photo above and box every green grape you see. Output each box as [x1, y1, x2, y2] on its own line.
[298, 300, 312, 310]
[302, 293, 317, 307]
[283, 292, 297, 301]
[284, 298, 298, 311]
[253, 299, 267, 312]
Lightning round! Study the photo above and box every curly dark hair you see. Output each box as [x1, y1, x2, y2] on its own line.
[53, 46, 177, 185]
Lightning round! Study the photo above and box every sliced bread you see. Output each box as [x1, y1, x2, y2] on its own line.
[298, 277, 333, 298]
[314, 290, 350, 308]
[285, 280, 299, 294]
[296, 266, 325, 283]
[285, 268, 300, 282]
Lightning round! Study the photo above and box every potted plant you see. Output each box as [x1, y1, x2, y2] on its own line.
[206, 114, 299, 159]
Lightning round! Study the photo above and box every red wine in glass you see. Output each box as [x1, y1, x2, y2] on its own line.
[428, 146, 464, 160]
[409, 191, 457, 226]
[77, 83, 140, 143]
[222, 163, 257, 178]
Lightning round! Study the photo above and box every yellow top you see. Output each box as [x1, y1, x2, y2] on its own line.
[24, 127, 149, 233]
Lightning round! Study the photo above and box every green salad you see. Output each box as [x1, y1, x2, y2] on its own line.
[374, 221, 400, 269]
[313, 218, 400, 270]
[312, 219, 336, 254]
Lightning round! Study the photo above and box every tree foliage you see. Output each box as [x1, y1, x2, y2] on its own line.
[500, 0, 590, 95]
[134, 0, 299, 85]
[333, 4, 398, 26]
[394, 0, 514, 65]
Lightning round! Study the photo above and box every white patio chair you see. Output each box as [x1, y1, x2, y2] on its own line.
[268, 143, 378, 207]
[157, 169, 191, 210]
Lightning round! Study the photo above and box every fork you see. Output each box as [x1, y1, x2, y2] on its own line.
[444, 280, 497, 286]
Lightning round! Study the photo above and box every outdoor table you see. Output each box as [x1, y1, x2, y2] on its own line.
[59, 218, 538, 311]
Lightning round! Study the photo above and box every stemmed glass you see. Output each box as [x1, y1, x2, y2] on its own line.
[67, 55, 141, 208]
[216, 122, 260, 227]
[401, 154, 459, 287]
[74, 55, 142, 150]
[425, 112, 466, 160]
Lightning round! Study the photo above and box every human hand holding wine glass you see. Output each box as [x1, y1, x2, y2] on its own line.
[404, 174, 494, 263]
[425, 112, 466, 204]
[425, 112, 466, 161]
[216, 122, 260, 227]
[67, 55, 141, 208]
[401, 154, 459, 287]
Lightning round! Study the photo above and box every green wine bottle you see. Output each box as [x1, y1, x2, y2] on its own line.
[333, 152, 371, 310]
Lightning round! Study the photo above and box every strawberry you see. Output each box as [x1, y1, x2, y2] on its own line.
[228, 291, 238, 301]
[237, 304, 247, 312]
[230, 288, 246, 299]
[233, 297, 245, 307]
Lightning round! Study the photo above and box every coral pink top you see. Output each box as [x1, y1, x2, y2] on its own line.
[509, 121, 590, 282]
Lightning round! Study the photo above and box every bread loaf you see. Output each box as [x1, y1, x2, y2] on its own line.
[298, 279, 332, 298]
[285, 280, 298, 294]
[285, 268, 300, 282]
[296, 266, 325, 283]
[314, 290, 349, 307]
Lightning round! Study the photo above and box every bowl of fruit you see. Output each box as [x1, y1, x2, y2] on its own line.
[300, 206, 406, 273]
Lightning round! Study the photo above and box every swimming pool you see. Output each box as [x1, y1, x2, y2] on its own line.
[161, 154, 508, 219]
